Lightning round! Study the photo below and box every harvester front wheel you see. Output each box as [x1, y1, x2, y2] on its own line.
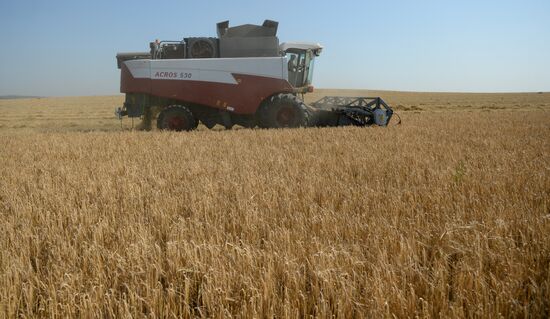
[258, 94, 309, 128]
[157, 105, 198, 131]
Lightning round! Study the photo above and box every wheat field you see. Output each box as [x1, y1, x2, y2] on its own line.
[0, 90, 549, 317]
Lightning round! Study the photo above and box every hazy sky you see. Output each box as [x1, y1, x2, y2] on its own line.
[1, 0, 549, 96]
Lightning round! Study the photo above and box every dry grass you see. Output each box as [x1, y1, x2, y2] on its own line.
[0, 91, 549, 317]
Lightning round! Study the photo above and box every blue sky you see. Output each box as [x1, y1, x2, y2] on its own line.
[0, 0, 549, 96]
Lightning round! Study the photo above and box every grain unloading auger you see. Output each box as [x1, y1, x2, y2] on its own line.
[115, 20, 398, 131]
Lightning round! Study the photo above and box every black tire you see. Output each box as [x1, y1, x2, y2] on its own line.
[257, 93, 309, 128]
[157, 105, 198, 131]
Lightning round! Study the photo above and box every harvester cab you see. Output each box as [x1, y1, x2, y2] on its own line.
[280, 42, 322, 89]
[115, 19, 397, 131]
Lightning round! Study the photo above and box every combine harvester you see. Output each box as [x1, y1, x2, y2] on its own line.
[116, 20, 396, 131]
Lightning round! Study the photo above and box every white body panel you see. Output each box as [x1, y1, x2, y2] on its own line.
[125, 57, 289, 85]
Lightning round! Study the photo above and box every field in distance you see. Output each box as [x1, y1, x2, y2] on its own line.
[0, 89, 548, 132]
[0, 90, 549, 317]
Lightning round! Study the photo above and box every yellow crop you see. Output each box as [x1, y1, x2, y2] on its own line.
[1, 90, 549, 317]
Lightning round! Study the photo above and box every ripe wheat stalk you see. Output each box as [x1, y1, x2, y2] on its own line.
[0, 94, 549, 317]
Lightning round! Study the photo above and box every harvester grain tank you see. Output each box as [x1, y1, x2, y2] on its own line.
[115, 20, 395, 130]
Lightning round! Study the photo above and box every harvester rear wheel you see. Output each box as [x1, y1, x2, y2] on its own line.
[157, 105, 198, 131]
[258, 93, 309, 128]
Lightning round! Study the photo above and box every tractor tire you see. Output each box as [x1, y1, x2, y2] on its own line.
[157, 105, 198, 131]
[257, 93, 309, 128]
